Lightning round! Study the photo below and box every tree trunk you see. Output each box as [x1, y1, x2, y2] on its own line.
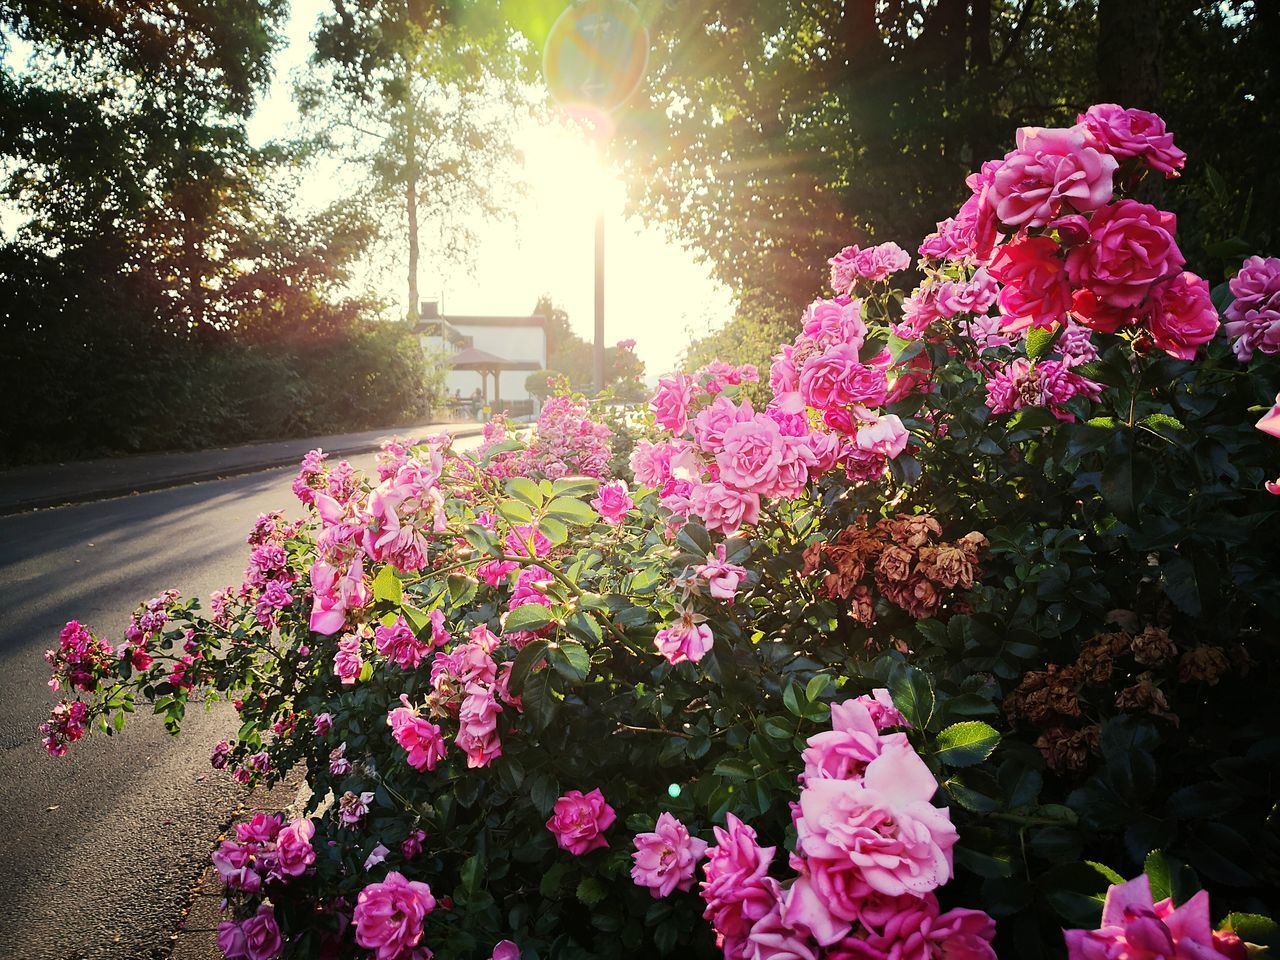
[1096, 0, 1162, 109]
[404, 55, 420, 320]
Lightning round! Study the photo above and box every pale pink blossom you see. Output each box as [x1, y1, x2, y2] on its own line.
[1064, 874, 1228, 960]
[387, 696, 447, 772]
[456, 682, 503, 768]
[802, 298, 867, 350]
[689, 481, 761, 534]
[801, 697, 910, 784]
[631, 812, 709, 897]
[695, 544, 748, 601]
[853, 415, 909, 460]
[546, 788, 615, 855]
[650, 373, 696, 435]
[1256, 394, 1280, 438]
[273, 818, 316, 878]
[986, 125, 1118, 229]
[655, 615, 715, 665]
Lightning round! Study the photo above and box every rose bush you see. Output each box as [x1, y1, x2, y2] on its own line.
[42, 105, 1280, 959]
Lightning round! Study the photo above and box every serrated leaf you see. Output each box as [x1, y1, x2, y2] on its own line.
[504, 604, 553, 634]
[528, 772, 560, 816]
[1224, 913, 1280, 949]
[496, 498, 534, 525]
[551, 476, 600, 498]
[713, 757, 754, 780]
[576, 876, 608, 906]
[565, 610, 603, 645]
[935, 721, 1001, 767]
[549, 641, 590, 683]
[1026, 325, 1059, 362]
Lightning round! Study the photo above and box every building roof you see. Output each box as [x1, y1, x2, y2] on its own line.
[449, 347, 541, 372]
[445, 315, 546, 329]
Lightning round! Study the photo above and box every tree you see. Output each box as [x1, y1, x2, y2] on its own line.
[302, 1, 529, 318]
[533, 294, 642, 394]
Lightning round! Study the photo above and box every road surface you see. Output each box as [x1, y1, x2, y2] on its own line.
[0, 446, 447, 959]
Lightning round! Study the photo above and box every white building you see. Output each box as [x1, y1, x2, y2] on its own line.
[414, 302, 548, 415]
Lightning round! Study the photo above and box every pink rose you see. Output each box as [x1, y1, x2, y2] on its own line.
[794, 742, 957, 904]
[650, 373, 696, 435]
[591, 480, 635, 526]
[1064, 874, 1227, 960]
[456, 682, 502, 768]
[504, 524, 550, 558]
[689, 481, 760, 534]
[401, 829, 426, 861]
[272, 818, 316, 878]
[857, 689, 909, 730]
[309, 556, 370, 635]
[491, 942, 521, 960]
[1080, 103, 1186, 177]
[655, 616, 714, 665]
[853, 415, 909, 460]
[387, 696, 447, 772]
[546, 788, 616, 855]
[988, 235, 1072, 332]
[918, 214, 977, 263]
[717, 416, 787, 494]
[694, 396, 757, 452]
[374, 616, 429, 670]
[801, 698, 910, 784]
[217, 920, 249, 960]
[700, 813, 777, 941]
[747, 894, 820, 960]
[1067, 199, 1185, 308]
[854, 242, 911, 282]
[240, 904, 283, 960]
[828, 246, 862, 292]
[695, 543, 748, 600]
[803, 298, 868, 350]
[313, 713, 333, 736]
[631, 812, 709, 897]
[986, 125, 1118, 228]
[630, 439, 688, 488]
[799, 344, 888, 412]
[1145, 271, 1220, 360]
[935, 268, 999, 318]
[1224, 255, 1280, 362]
[353, 871, 436, 960]
[769, 344, 800, 397]
[860, 893, 997, 960]
[1070, 287, 1138, 334]
[1256, 393, 1280, 439]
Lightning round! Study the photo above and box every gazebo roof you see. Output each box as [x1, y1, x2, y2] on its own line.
[449, 347, 540, 372]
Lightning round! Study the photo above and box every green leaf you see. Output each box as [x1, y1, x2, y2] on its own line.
[1224, 914, 1280, 949]
[782, 682, 804, 717]
[551, 476, 600, 498]
[504, 604, 553, 634]
[1101, 450, 1135, 521]
[565, 610, 603, 645]
[507, 638, 550, 696]
[888, 333, 925, 364]
[480, 438, 522, 464]
[935, 721, 1001, 767]
[528, 772, 560, 816]
[713, 757, 754, 780]
[538, 516, 569, 546]
[372, 565, 402, 603]
[888, 662, 935, 729]
[1026, 325, 1060, 362]
[805, 674, 831, 703]
[463, 523, 501, 557]
[496, 498, 534, 525]
[460, 854, 483, 895]
[549, 641, 590, 683]
[544, 496, 597, 525]
[538, 859, 570, 898]
[576, 876, 608, 907]
[522, 670, 558, 729]
[506, 477, 544, 508]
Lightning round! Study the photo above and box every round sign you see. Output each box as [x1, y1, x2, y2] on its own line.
[542, 0, 649, 113]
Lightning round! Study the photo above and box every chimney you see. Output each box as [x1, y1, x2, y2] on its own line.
[420, 300, 440, 320]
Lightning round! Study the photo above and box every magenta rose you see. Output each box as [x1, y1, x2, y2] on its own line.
[860, 893, 997, 960]
[794, 742, 957, 904]
[799, 344, 888, 411]
[353, 871, 436, 960]
[853, 415, 909, 460]
[800, 697, 909, 784]
[272, 817, 316, 878]
[546, 788, 616, 855]
[803, 297, 868, 349]
[456, 681, 502, 769]
[700, 813, 777, 941]
[631, 812, 709, 898]
[746, 894, 820, 960]
[650, 373, 696, 435]
[1079, 103, 1186, 177]
[591, 480, 635, 526]
[1067, 199, 1185, 308]
[216, 920, 249, 960]
[692, 396, 754, 452]
[694, 543, 748, 600]
[1145, 271, 1220, 360]
[387, 697, 447, 772]
[828, 245, 861, 293]
[852, 241, 911, 281]
[1064, 874, 1230, 960]
[988, 234, 1072, 332]
[986, 125, 1117, 229]
[374, 616, 429, 670]
[240, 904, 283, 960]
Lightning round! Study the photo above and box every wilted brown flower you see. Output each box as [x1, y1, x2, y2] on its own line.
[801, 542, 824, 575]
[920, 544, 976, 589]
[1005, 665, 1082, 728]
[879, 514, 942, 549]
[1037, 724, 1100, 777]
[1178, 646, 1231, 685]
[874, 545, 915, 585]
[885, 575, 942, 619]
[849, 585, 875, 624]
[1131, 626, 1177, 667]
[1115, 673, 1177, 725]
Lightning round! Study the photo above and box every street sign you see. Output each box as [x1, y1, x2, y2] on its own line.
[542, 0, 649, 114]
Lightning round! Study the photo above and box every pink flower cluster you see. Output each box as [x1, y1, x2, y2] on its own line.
[1063, 873, 1245, 960]
[828, 242, 912, 293]
[910, 106, 1216, 384]
[386, 694, 446, 772]
[478, 396, 614, 480]
[217, 904, 283, 960]
[211, 813, 316, 895]
[1224, 255, 1280, 362]
[1257, 393, 1280, 496]
[45, 620, 116, 694]
[353, 870, 436, 960]
[698, 692, 992, 960]
[39, 698, 89, 756]
[631, 812, 708, 897]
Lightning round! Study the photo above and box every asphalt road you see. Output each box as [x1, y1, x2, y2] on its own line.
[0, 450, 398, 960]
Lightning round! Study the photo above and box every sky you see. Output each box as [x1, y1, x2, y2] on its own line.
[248, 0, 733, 377]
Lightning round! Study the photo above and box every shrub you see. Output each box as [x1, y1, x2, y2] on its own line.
[43, 106, 1280, 959]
